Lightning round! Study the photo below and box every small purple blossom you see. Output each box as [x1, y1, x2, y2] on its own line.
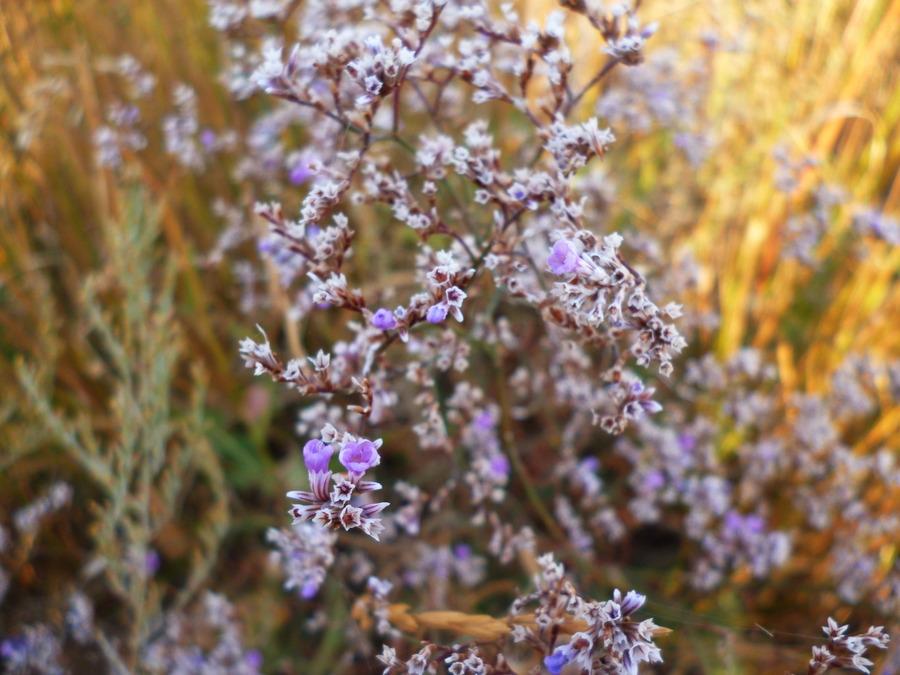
[339, 439, 381, 473]
[614, 588, 647, 617]
[544, 647, 573, 674]
[644, 469, 665, 491]
[245, 651, 263, 669]
[371, 308, 397, 330]
[303, 439, 334, 473]
[146, 549, 161, 576]
[454, 543, 472, 560]
[508, 182, 527, 201]
[488, 454, 510, 479]
[548, 239, 581, 275]
[426, 303, 448, 323]
[474, 411, 495, 430]
[290, 164, 312, 185]
[678, 433, 696, 452]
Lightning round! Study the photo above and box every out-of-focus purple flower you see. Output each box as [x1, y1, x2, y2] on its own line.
[300, 581, 319, 599]
[0, 636, 27, 662]
[426, 303, 448, 323]
[641, 399, 664, 414]
[725, 511, 766, 535]
[339, 439, 381, 473]
[454, 543, 471, 560]
[146, 549, 161, 576]
[290, 163, 312, 185]
[371, 308, 397, 330]
[678, 433, 696, 452]
[303, 439, 334, 473]
[644, 469, 665, 491]
[245, 650, 263, 669]
[474, 411, 495, 430]
[544, 647, 573, 674]
[744, 514, 765, 533]
[287, 152, 315, 185]
[488, 455, 510, 479]
[724, 511, 743, 532]
[579, 456, 600, 472]
[200, 129, 216, 149]
[548, 239, 581, 275]
[289, 166, 310, 185]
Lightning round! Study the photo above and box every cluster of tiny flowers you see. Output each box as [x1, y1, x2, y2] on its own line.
[239, 326, 377, 415]
[266, 521, 337, 599]
[378, 643, 511, 675]
[141, 592, 262, 674]
[377, 643, 439, 675]
[806, 618, 889, 674]
[0, 624, 64, 675]
[613, 348, 900, 599]
[543, 589, 663, 675]
[287, 426, 390, 540]
[547, 231, 686, 378]
[366, 250, 474, 343]
[509, 554, 664, 675]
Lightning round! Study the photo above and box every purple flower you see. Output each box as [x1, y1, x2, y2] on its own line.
[488, 454, 510, 479]
[677, 433, 696, 452]
[548, 239, 581, 275]
[289, 157, 313, 185]
[641, 399, 663, 414]
[339, 439, 381, 473]
[146, 549, 161, 576]
[245, 650, 263, 669]
[724, 510, 744, 532]
[544, 647, 573, 674]
[744, 514, 765, 533]
[200, 129, 216, 149]
[508, 182, 527, 201]
[454, 543, 472, 560]
[643, 469, 665, 491]
[303, 439, 334, 473]
[474, 411, 495, 430]
[579, 456, 600, 472]
[371, 308, 397, 330]
[426, 303, 448, 323]
[614, 589, 646, 617]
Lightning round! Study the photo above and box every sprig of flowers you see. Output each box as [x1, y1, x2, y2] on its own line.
[287, 426, 390, 540]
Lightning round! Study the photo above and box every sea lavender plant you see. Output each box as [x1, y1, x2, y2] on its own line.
[3, 0, 899, 673]
[805, 618, 889, 674]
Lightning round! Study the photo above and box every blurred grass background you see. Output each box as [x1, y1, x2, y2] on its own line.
[1, 0, 899, 671]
